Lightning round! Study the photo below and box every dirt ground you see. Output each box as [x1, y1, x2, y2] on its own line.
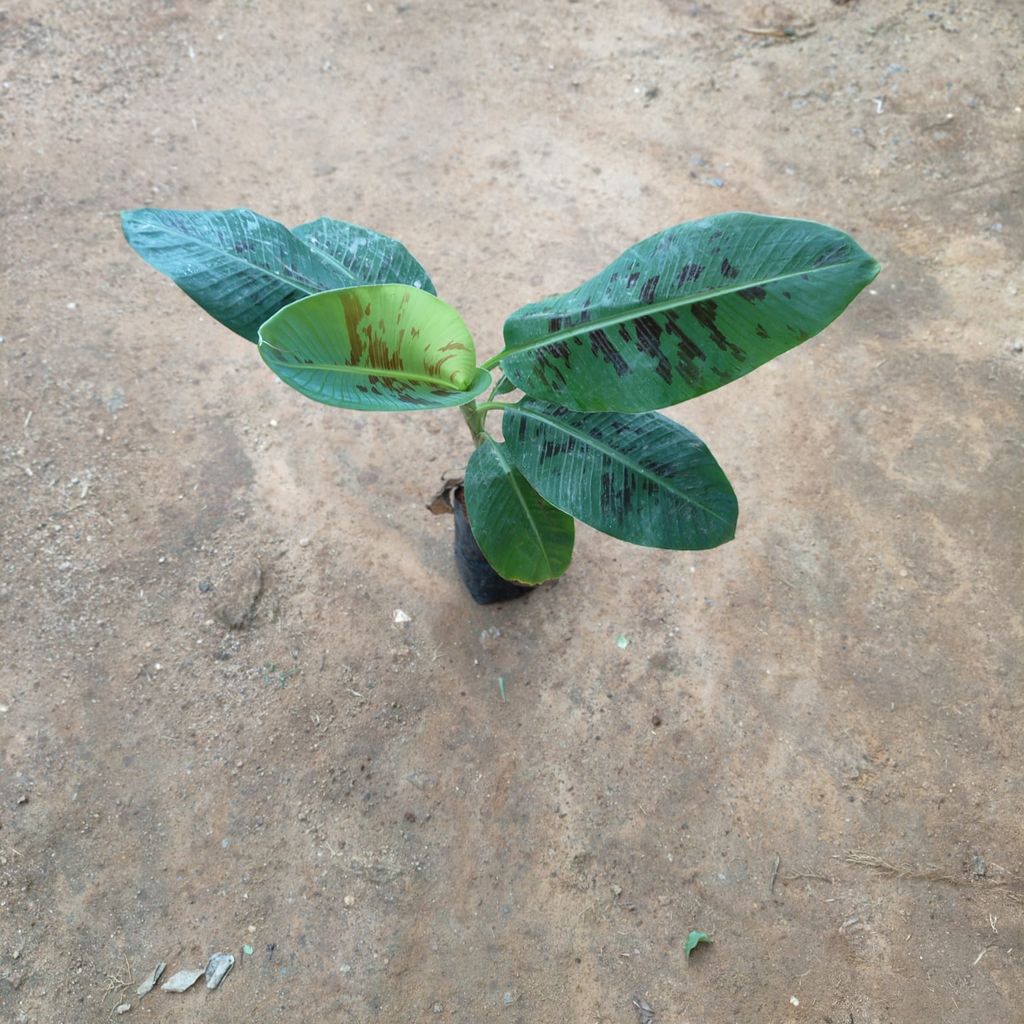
[2, 1, 1023, 1021]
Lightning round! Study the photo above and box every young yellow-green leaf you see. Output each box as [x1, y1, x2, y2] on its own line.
[497, 212, 880, 412]
[502, 399, 737, 550]
[684, 930, 711, 959]
[258, 285, 489, 411]
[464, 438, 575, 584]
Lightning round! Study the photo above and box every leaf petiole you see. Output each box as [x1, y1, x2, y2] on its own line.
[460, 399, 514, 446]
[485, 374, 509, 402]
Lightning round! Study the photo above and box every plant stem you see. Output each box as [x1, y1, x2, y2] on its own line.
[460, 399, 513, 447]
[460, 401, 487, 447]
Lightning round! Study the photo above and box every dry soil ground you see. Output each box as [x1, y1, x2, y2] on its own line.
[2, 1, 1023, 1022]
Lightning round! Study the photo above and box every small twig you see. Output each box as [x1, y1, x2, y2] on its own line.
[99, 952, 134, 1007]
[781, 872, 834, 884]
[841, 850, 1024, 904]
[842, 850, 958, 884]
[740, 23, 816, 40]
[769, 853, 781, 895]
[940, 170, 1020, 196]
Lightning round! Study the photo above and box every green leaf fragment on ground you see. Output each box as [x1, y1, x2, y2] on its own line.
[684, 930, 711, 959]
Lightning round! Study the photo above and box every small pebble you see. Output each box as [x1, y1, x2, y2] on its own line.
[790, 995, 800, 1006]
[343, 894, 355, 907]
[616, 634, 629, 650]
[1012, 339, 1023, 353]
[136, 962, 166, 997]
[114, 1003, 131, 1015]
[205, 952, 234, 990]
[242, 944, 254, 956]
[161, 968, 204, 993]
[393, 609, 412, 624]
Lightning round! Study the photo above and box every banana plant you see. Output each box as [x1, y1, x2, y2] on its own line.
[122, 207, 879, 601]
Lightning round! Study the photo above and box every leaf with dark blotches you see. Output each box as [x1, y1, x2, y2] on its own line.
[464, 438, 574, 584]
[122, 208, 356, 342]
[502, 399, 737, 550]
[258, 285, 489, 411]
[292, 217, 436, 295]
[496, 212, 879, 412]
[122, 208, 437, 344]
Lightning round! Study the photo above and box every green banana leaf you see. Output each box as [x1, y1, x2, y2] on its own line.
[464, 438, 575, 584]
[497, 213, 879, 412]
[121, 208, 438, 344]
[258, 284, 490, 411]
[121, 208, 352, 342]
[502, 399, 737, 550]
[293, 217, 436, 295]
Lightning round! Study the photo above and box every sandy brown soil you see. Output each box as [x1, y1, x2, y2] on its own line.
[2, 1, 1023, 1021]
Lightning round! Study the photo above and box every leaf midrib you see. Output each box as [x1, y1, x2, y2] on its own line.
[259, 340, 464, 390]
[492, 256, 875, 367]
[506, 405, 731, 525]
[141, 214, 331, 295]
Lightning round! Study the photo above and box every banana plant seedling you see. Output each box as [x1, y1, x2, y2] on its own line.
[122, 208, 878, 602]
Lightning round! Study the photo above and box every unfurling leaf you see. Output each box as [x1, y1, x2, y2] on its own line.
[258, 285, 489, 411]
